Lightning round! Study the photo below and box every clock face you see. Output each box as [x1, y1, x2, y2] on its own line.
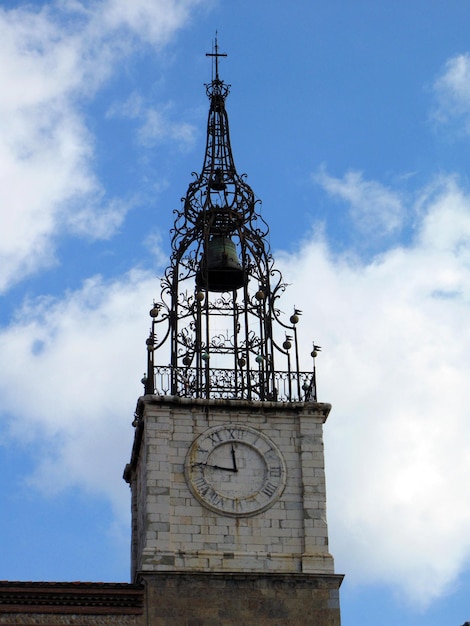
[184, 424, 286, 517]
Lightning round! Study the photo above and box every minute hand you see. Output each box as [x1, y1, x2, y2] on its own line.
[231, 443, 237, 471]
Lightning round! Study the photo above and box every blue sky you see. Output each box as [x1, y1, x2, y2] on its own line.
[1, 1, 470, 625]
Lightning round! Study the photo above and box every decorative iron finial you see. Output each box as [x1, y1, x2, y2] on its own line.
[206, 32, 227, 82]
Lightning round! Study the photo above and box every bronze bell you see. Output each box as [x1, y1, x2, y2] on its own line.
[196, 236, 246, 292]
[209, 168, 226, 191]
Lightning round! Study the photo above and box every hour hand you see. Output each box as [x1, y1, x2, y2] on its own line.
[192, 462, 237, 472]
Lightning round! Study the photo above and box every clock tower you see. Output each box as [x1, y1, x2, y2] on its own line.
[124, 41, 343, 625]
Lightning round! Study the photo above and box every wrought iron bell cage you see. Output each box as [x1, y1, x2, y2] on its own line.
[143, 43, 319, 402]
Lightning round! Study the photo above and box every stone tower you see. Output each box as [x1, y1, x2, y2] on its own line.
[124, 40, 343, 625]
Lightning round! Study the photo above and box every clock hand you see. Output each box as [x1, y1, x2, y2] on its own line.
[192, 462, 238, 472]
[231, 443, 237, 471]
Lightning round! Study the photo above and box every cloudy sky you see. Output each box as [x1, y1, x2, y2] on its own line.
[1, 1, 470, 624]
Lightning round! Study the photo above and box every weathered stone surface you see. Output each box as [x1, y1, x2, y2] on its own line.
[122, 395, 342, 623]
[125, 396, 336, 578]
[142, 571, 343, 626]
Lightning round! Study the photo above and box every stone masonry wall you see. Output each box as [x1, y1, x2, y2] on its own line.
[128, 396, 334, 577]
[142, 571, 342, 626]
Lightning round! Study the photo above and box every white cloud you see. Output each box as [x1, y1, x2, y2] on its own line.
[107, 92, 198, 150]
[0, 0, 203, 293]
[278, 173, 470, 606]
[139, 108, 197, 149]
[96, 0, 199, 47]
[65, 196, 132, 239]
[3, 9, 470, 604]
[2, 171, 470, 606]
[433, 53, 470, 132]
[314, 166, 406, 239]
[0, 269, 157, 520]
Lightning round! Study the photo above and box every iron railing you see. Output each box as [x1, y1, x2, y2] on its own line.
[148, 365, 316, 402]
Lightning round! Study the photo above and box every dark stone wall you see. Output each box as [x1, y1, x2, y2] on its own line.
[141, 571, 343, 626]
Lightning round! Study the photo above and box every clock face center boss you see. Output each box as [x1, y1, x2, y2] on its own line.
[185, 424, 287, 517]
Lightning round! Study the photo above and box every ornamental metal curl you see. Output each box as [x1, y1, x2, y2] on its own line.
[142, 44, 320, 402]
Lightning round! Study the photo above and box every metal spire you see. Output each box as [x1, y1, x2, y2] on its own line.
[142, 43, 319, 403]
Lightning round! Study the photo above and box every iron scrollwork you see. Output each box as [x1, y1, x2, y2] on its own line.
[142, 45, 320, 403]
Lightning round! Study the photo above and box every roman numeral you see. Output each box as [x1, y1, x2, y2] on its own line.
[207, 490, 225, 507]
[208, 431, 223, 444]
[228, 427, 247, 439]
[262, 482, 277, 497]
[193, 476, 209, 495]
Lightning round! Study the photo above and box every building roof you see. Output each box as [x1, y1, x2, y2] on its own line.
[0, 581, 144, 615]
